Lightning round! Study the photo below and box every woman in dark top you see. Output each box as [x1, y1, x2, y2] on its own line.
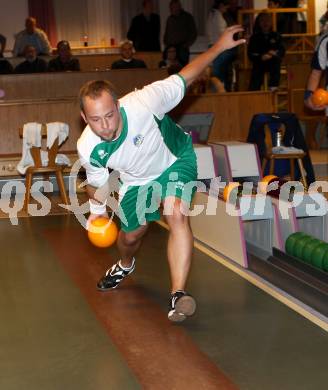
[158, 45, 183, 75]
[248, 12, 285, 91]
[48, 40, 80, 72]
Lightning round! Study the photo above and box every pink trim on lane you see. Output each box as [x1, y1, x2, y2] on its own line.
[209, 145, 219, 178]
[272, 203, 284, 251]
[253, 143, 263, 179]
[223, 144, 234, 182]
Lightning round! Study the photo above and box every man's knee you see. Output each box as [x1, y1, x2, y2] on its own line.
[120, 225, 147, 246]
[165, 201, 189, 227]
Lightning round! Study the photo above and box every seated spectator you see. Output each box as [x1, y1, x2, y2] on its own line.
[48, 40, 80, 72]
[248, 12, 285, 91]
[111, 40, 147, 70]
[188, 66, 225, 94]
[13, 17, 52, 57]
[158, 45, 183, 75]
[14, 45, 47, 74]
[0, 59, 13, 74]
[0, 34, 6, 57]
[127, 0, 161, 51]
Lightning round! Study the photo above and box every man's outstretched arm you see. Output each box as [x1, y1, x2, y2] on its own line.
[179, 25, 245, 87]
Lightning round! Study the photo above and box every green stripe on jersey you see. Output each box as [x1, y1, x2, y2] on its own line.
[176, 73, 187, 95]
[90, 107, 128, 168]
[154, 114, 190, 157]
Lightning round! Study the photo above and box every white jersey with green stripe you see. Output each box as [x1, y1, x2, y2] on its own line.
[77, 74, 191, 190]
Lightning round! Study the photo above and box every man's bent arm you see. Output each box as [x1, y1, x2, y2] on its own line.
[179, 25, 245, 87]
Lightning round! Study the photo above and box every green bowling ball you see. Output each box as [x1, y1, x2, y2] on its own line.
[285, 232, 306, 256]
[293, 235, 313, 260]
[311, 243, 328, 270]
[301, 239, 322, 264]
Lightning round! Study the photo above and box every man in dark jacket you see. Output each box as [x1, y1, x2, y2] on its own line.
[127, 0, 160, 51]
[14, 45, 47, 74]
[248, 12, 285, 91]
[48, 40, 80, 72]
[111, 40, 147, 70]
[163, 0, 197, 66]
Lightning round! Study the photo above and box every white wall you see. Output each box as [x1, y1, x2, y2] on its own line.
[0, 0, 28, 54]
[315, 0, 326, 33]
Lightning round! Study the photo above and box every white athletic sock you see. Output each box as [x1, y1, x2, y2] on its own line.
[119, 257, 135, 271]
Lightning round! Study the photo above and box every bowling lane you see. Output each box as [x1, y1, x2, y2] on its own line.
[1, 215, 328, 390]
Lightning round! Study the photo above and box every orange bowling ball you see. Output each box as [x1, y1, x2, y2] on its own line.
[222, 182, 240, 202]
[88, 217, 118, 248]
[258, 175, 278, 194]
[311, 88, 328, 106]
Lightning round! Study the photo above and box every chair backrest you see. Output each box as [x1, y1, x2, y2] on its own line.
[19, 124, 60, 168]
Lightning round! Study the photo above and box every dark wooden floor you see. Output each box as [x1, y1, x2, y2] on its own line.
[1, 214, 328, 390]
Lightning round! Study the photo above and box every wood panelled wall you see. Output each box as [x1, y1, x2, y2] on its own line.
[0, 69, 167, 100]
[171, 91, 276, 142]
[76, 52, 163, 71]
[8, 52, 163, 72]
[0, 70, 276, 159]
[0, 98, 81, 155]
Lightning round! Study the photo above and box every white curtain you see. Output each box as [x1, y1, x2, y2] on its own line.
[54, 0, 88, 46]
[53, 0, 211, 48]
[54, 0, 121, 46]
[86, 0, 121, 46]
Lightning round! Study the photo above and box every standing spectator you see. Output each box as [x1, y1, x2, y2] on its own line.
[0, 34, 6, 57]
[158, 45, 183, 75]
[206, 0, 237, 91]
[163, 0, 197, 66]
[14, 45, 47, 74]
[127, 0, 160, 51]
[13, 17, 52, 57]
[111, 40, 147, 70]
[248, 12, 285, 91]
[48, 41, 80, 72]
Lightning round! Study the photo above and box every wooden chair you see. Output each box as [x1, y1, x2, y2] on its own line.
[261, 123, 308, 189]
[19, 124, 69, 211]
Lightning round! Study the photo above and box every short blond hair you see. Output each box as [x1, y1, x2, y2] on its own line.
[79, 80, 118, 112]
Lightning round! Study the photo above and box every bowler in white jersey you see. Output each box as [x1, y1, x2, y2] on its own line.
[77, 25, 245, 322]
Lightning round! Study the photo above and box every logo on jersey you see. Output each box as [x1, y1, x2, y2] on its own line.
[133, 134, 144, 147]
[175, 181, 185, 190]
[98, 150, 109, 159]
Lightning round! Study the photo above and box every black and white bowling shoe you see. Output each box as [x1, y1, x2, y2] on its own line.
[168, 290, 196, 322]
[97, 258, 135, 291]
